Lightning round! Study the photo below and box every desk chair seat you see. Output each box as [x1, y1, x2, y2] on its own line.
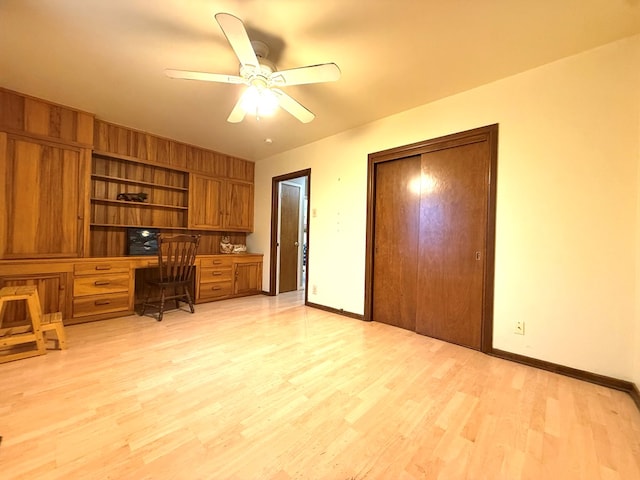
[139, 234, 200, 322]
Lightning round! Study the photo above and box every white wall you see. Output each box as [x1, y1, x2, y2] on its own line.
[248, 35, 640, 381]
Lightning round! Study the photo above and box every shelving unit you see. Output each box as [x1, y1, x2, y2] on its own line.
[91, 153, 189, 229]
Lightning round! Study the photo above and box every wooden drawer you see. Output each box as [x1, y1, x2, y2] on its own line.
[74, 273, 129, 297]
[200, 257, 233, 268]
[199, 266, 232, 283]
[74, 261, 130, 276]
[198, 281, 233, 300]
[73, 292, 130, 317]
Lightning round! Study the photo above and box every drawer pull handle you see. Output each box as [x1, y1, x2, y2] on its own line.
[212, 261, 222, 265]
[94, 300, 111, 306]
[95, 266, 111, 271]
[94, 281, 110, 286]
[212, 272, 223, 276]
[212, 286, 221, 291]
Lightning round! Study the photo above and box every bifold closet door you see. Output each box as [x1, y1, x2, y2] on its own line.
[371, 155, 421, 331]
[415, 141, 489, 349]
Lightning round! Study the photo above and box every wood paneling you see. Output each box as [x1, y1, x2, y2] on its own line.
[228, 156, 254, 182]
[89, 227, 246, 257]
[93, 119, 254, 179]
[0, 88, 94, 145]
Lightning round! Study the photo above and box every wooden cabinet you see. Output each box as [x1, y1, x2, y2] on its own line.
[189, 174, 253, 232]
[233, 256, 262, 296]
[72, 260, 132, 320]
[189, 174, 224, 230]
[225, 180, 254, 231]
[91, 152, 189, 230]
[196, 254, 263, 301]
[197, 256, 233, 301]
[0, 133, 90, 259]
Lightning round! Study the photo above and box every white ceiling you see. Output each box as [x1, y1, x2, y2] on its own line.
[1, 0, 639, 162]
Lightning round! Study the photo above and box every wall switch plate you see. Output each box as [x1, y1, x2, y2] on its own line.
[515, 320, 525, 335]
[312, 285, 318, 295]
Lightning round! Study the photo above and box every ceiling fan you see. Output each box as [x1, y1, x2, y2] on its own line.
[165, 13, 341, 124]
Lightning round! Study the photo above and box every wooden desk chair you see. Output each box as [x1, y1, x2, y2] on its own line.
[139, 234, 200, 322]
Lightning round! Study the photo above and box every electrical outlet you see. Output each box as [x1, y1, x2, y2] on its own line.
[312, 285, 318, 295]
[514, 320, 525, 335]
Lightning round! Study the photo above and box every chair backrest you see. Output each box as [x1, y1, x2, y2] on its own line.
[156, 234, 201, 283]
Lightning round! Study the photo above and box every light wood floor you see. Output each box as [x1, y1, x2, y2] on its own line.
[1, 291, 639, 479]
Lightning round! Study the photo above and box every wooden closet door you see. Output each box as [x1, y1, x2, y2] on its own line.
[415, 140, 489, 349]
[372, 156, 421, 331]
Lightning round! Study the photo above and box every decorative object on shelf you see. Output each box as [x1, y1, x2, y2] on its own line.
[220, 235, 247, 254]
[220, 235, 234, 254]
[232, 244, 247, 254]
[117, 192, 148, 202]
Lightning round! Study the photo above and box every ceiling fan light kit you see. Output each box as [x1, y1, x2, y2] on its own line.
[165, 12, 340, 124]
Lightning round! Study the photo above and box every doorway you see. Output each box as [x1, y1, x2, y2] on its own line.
[364, 125, 498, 352]
[269, 169, 311, 299]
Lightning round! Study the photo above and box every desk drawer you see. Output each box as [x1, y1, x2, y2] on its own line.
[74, 261, 130, 276]
[200, 257, 233, 268]
[198, 281, 233, 300]
[200, 266, 232, 283]
[73, 292, 130, 317]
[74, 274, 130, 296]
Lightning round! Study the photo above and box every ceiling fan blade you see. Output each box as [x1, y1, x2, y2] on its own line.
[227, 96, 247, 123]
[165, 69, 245, 84]
[271, 63, 341, 86]
[273, 89, 315, 123]
[215, 13, 259, 69]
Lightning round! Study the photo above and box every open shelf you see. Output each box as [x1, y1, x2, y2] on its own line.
[91, 153, 190, 230]
[90, 198, 188, 210]
[91, 174, 189, 192]
[90, 223, 189, 230]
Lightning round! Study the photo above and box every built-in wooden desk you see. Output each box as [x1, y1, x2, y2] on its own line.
[0, 254, 263, 325]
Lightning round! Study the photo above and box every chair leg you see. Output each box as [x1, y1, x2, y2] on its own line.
[185, 287, 195, 314]
[175, 286, 180, 310]
[158, 287, 166, 322]
[140, 285, 149, 316]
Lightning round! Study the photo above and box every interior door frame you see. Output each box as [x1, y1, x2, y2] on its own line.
[269, 168, 311, 300]
[277, 180, 303, 293]
[364, 124, 498, 353]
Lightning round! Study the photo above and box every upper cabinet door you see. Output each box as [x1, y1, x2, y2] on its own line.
[225, 180, 254, 232]
[188, 173, 225, 230]
[0, 134, 88, 259]
[188, 174, 254, 232]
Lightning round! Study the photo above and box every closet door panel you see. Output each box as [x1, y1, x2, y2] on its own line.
[415, 141, 489, 349]
[371, 156, 421, 331]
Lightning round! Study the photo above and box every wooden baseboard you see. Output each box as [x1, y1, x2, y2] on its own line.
[491, 348, 639, 410]
[305, 301, 365, 321]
